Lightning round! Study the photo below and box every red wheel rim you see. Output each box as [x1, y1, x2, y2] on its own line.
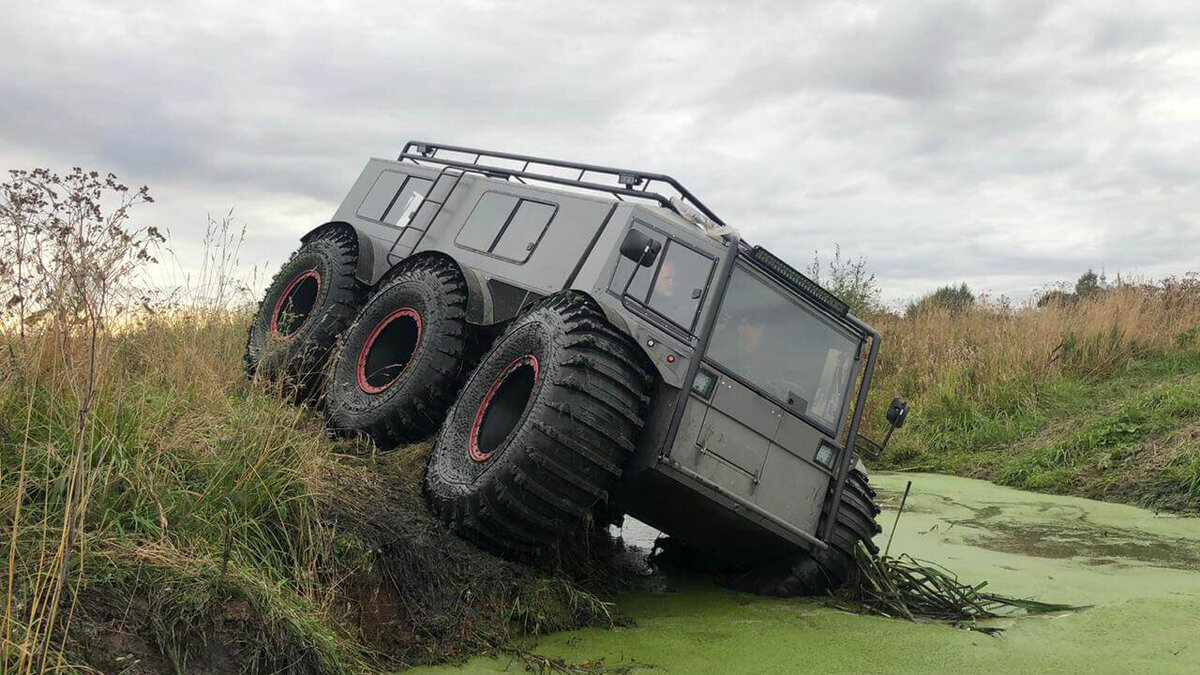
[356, 308, 423, 394]
[469, 354, 539, 462]
[269, 269, 321, 339]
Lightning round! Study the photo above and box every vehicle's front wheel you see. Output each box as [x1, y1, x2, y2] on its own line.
[732, 464, 881, 596]
[424, 293, 650, 555]
[245, 229, 360, 399]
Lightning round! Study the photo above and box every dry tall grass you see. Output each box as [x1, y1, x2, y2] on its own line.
[865, 277, 1200, 508]
[869, 278, 1200, 416]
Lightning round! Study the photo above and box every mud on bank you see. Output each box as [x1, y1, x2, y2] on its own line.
[63, 448, 631, 674]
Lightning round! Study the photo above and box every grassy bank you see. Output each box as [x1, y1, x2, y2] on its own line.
[0, 173, 628, 673]
[0, 311, 622, 674]
[868, 279, 1200, 512]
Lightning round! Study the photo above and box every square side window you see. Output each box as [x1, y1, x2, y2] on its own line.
[491, 200, 556, 262]
[646, 241, 714, 331]
[357, 171, 408, 221]
[457, 192, 519, 252]
[609, 224, 715, 334]
[456, 192, 556, 263]
[382, 177, 433, 226]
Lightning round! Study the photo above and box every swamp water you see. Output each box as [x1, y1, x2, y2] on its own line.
[411, 473, 1200, 674]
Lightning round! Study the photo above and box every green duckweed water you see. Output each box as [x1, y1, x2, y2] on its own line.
[410, 473, 1200, 674]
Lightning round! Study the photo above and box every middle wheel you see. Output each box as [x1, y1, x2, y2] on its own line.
[424, 293, 651, 555]
[325, 257, 470, 447]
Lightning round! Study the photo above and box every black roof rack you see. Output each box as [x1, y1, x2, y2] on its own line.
[398, 142, 853, 322]
[397, 141, 727, 229]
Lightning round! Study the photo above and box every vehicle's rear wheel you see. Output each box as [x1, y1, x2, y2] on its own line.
[424, 293, 650, 555]
[245, 229, 360, 399]
[325, 257, 471, 446]
[732, 464, 881, 596]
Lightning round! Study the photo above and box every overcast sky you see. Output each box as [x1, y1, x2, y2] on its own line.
[3, 0, 1198, 304]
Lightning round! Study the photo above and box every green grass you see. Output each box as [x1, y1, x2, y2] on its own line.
[1, 315, 622, 674]
[877, 348, 1200, 512]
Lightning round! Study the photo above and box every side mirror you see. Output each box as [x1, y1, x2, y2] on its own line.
[886, 396, 910, 429]
[619, 229, 662, 267]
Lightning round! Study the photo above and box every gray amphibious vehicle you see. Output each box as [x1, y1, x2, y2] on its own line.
[246, 141, 908, 594]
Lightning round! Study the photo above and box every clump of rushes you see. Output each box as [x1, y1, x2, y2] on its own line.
[835, 546, 1080, 635]
[0, 170, 624, 674]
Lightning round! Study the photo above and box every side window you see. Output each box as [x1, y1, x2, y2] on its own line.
[648, 242, 714, 330]
[357, 171, 406, 221]
[456, 192, 556, 263]
[611, 224, 715, 332]
[382, 177, 432, 226]
[457, 193, 517, 251]
[356, 171, 433, 226]
[492, 201, 556, 260]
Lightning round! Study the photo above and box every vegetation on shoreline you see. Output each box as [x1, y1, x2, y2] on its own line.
[807, 245, 1199, 510]
[866, 278, 1200, 512]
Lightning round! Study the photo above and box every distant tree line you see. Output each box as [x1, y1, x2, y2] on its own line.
[803, 245, 1154, 318]
[1036, 269, 1109, 307]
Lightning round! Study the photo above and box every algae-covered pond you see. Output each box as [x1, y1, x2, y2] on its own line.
[411, 473, 1200, 674]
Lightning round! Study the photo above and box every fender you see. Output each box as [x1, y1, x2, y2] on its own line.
[376, 250, 494, 325]
[458, 265, 492, 325]
[592, 297, 630, 336]
[528, 289, 632, 341]
[300, 222, 375, 284]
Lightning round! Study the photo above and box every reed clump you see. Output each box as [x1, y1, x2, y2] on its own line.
[835, 546, 1080, 634]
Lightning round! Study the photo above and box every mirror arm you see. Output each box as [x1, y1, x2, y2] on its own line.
[619, 244, 654, 298]
[878, 424, 897, 453]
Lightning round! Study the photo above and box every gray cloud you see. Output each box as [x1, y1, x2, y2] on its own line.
[1, 0, 1197, 305]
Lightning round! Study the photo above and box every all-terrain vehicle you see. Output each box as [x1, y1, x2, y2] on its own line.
[246, 141, 908, 594]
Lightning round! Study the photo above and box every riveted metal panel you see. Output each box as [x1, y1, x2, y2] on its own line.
[773, 412, 830, 467]
[755, 446, 829, 534]
[695, 407, 771, 477]
[709, 375, 784, 440]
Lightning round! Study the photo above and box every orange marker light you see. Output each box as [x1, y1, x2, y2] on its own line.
[666, 354, 676, 363]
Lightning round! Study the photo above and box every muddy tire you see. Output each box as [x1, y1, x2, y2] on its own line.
[325, 257, 471, 447]
[424, 293, 650, 555]
[245, 229, 360, 399]
[733, 465, 881, 596]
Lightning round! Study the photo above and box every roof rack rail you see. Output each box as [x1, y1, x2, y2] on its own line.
[397, 141, 727, 228]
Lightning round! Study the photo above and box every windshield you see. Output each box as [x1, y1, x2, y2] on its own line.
[707, 265, 860, 432]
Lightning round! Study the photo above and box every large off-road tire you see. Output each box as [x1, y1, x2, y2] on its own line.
[733, 464, 882, 596]
[245, 229, 360, 399]
[424, 293, 650, 555]
[324, 257, 471, 447]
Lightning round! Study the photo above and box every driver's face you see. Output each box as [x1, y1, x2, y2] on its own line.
[657, 261, 677, 296]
